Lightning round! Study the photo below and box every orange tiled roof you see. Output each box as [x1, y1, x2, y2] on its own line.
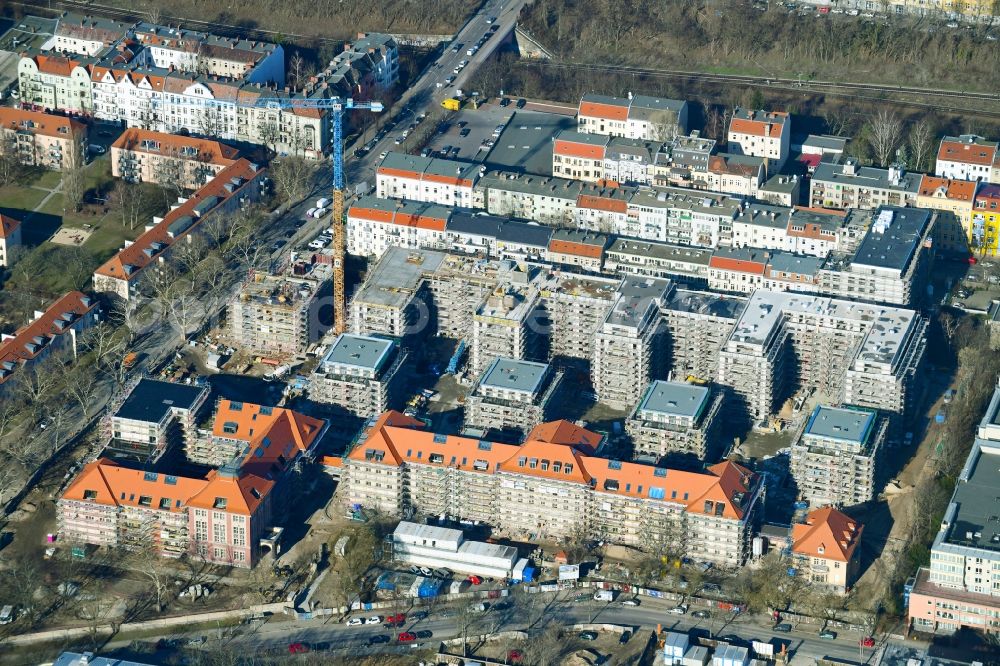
[33, 53, 89, 77]
[577, 194, 627, 214]
[186, 469, 273, 515]
[0, 291, 96, 384]
[0, 108, 86, 140]
[212, 399, 326, 473]
[0, 213, 21, 239]
[553, 139, 606, 160]
[709, 255, 766, 274]
[578, 100, 629, 122]
[917, 174, 977, 202]
[730, 112, 787, 138]
[938, 139, 997, 166]
[111, 128, 240, 166]
[791, 507, 862, 562]
[62, 458, 208, 513]
[94, 158, 262, 281]
[548, 239, 603, 259]
[527, 420, 602, 452]
[349, 205, 448, 232]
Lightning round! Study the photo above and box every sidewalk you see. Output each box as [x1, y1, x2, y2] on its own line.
[5, 602, 289, 647]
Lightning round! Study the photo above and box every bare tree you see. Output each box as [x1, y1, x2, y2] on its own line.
[865, 109, 903, 167]
[270, 155, 317, 203]
[109, 181, 147, 230]
[62, 166, 88, 212]
[289, 51, 306, 91]
[908, 118, 936, 172]
[198, 107, 226, 139]
[153, 155, 188, 202]
[0, 134, 22, 186]
[129, 544, 172, 613]
[649, 109, 679, 142]
[822, 108, 855, 137]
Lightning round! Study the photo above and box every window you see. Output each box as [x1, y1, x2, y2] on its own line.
[517, 457, 527, 467]
[165, 475, 177, 485]
[230, 401, 243, 411]
[83, 489, 98, 500]
[213, 497, 227, 509]
[259, 405, 272, 415]
[223, 421, 239, 434]
[143, 472, 158, 482]
[565, 464, 573, 474]
[159, 498, 172, 509]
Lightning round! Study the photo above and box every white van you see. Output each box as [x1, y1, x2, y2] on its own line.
[315, 197, 331, 209]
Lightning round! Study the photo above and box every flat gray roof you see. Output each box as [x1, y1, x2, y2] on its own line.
[638, 380, 709, 419]
[353, 246, 446, 308]
[664, 289, 747, 320]
[607, 238, 713, 267]
[484, 111, 575, 176]
[605, 276, 671, 328]
[115, 379, 206, 422]
[322, 333, 394, 371]
[804, 405, 876, 444]
[944, 442, 1000, 553]
[852, 207, 932, 274]
[767, 252, 824, 277]
[480, 357, 549, 394]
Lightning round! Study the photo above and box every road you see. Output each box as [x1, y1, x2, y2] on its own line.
[164, 594, 885, 665]
[344, 0, 529, 186]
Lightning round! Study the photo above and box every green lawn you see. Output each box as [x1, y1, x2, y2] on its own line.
[38, 192, 65, 217]
[0, 184, 47, 212]
[31, 169, 62, 190]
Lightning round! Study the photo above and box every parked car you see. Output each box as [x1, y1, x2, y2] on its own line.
[397, 632, 416, 643]
[579, 631, 598, 641]
[621, 599, 639, 607]
[619, 630, 632, 644]
[305, 207, 317, 218]
[774, 623, 793, 633]
[819, 629, 837, 639]
[861, 636, 876, 648]
[346, 617, 364, 626]
[365, 615, 383, 625]
[467, 575, 483, 585]
[460, 128, 471, 137]
[88, 144, 106, 154]
[692, 609, 712, 619]
[367, 634, 391, 645]
[486, 15, 496, 23]
[669, 605, 688, 615]
[499, 97, 511, 107]
[516, 98, 527, 108]
[288, 643, 310, 654]
[384, 613, 406, 627]
[415, 630, 433, 639]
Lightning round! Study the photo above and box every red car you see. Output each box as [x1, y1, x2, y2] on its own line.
[288, 642, 310, 654]
[467, 575, 483, 585]
[507, 650, 524, 663]
[860, 636, 876, 648]
[384, 612, 406, 626]
[397, 632, 417, 643]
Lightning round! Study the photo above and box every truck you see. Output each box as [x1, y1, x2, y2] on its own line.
[593, 589, 615, 602]
[123, 352, 140, 370]
[441, 98, 461, 111]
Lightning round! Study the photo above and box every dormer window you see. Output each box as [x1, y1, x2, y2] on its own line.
[213, 497, 227, 509]
[817, 545, 825, 555]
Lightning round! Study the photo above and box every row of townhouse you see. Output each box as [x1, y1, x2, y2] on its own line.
[799, 0, 999, 20]
[342, 411, 763, 567]
[92, 158, 269, 300]
[0, 291, 99, 396]
[349, 193, 933, 307]
[110, 127, 241, 190]
[60, 386, 328, 567]
[0, 107, 87, 171]
[18, 14, 398, 157]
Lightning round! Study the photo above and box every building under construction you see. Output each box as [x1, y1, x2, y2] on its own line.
[471, 278, 543, 378]
[464, 357, 563, 442]
[662, 288, 746, 383]
[227, 261, 331, 357]
[627, 379, 724, 462]
[309, 333, 406, 418]
[592, 276, 672, 410]
[718, 291, 927, 422]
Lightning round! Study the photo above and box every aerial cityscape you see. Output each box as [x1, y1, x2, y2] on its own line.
[1, 0, 1000, 665]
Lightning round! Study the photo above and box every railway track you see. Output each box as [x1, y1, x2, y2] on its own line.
[522, 60, 1000, 118]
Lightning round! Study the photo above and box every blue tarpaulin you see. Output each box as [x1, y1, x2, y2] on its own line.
[418, 578, 443, 597]
[522, 566, 536, 582]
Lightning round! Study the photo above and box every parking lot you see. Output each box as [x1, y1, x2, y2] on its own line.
[424, 99, 521, 162]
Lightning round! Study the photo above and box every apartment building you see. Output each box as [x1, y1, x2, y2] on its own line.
[93, 159, 267, 300]
[446, 213, 552, 263]
[0, 108, 86, 171]
[61, 397, 325, 567]
[0, 291, 99, 396]
[131, 22, 284, 84]
[718, 290, 926, 422]
[731, 204, 792, 251]
[936, 134, 998, 183]
[810, 160, 920, 210]
[111, 128, 240, 189]
[758, 174, 802, 207]
[471, 282, 543, 376]
[552, 130, 610, 183]
[622, 187, 742, 248]
[104, 378, 209, 462]
[577, 93, 689, 141]
[342, 411, 762, 566]
[707, 247, 825, 296]
[17, 52, 96, 115]
[536, 272, 619, 365]
[346, 196, 452, 258]
[376, 152, 481, 208]
[790, 405, 888, 507]
[574, 188, 631, 235]
[602, 137, 662, 186]
[308, 333, 406, 418]
[909, 386, 1000, 634]
[48, 12, 132, 55]
[914, 175, 976, 253]
[627, 380, 724, 462]
[604, 238, 713, 284]
[547, 229, 608, 273]
[592, 276, 671, 410]
[653, 132, 715, 188]
[662, 288, 746, 383]
[698, 153, 766, 198]
[227, 262, 331, 356]
[0, 214, 22, 267]
[790, 507, 864, 594]
[971, 184, 1000, 256]
[479, 171, 583, 226]
[727, 108, 791, 167]
[464, 358, 563, 441]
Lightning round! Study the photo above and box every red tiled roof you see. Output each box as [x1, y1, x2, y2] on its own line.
[553, 139, 606, 160]
[917, 174, 978, 202]
[578, 101, 629, 122]
[577, 194, 627, 214]
[938, 139, 997, 166]
[791, 507, 862, 562]
[709, 255, 766, 274]
[111, 128, 240, 165]
[0, 291, 96, 384]
[0, 108, 86, 140]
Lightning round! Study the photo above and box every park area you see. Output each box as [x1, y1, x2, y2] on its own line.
[0, 155, 168, 330]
